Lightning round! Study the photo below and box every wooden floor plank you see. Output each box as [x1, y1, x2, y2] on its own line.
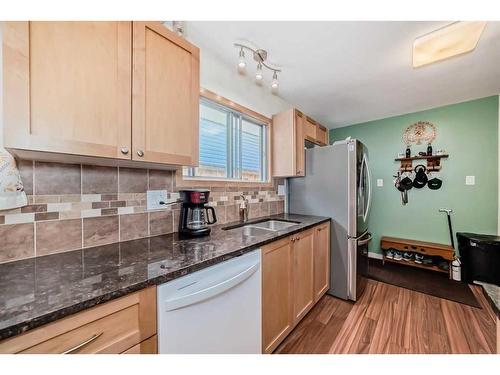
[276, 280, 497, 354]
[328, 281, 378, 353]
[423, 294, 452, 354]
[312, 300, 353, 353]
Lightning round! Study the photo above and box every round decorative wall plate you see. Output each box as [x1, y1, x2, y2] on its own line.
[403, 121, 437, 145]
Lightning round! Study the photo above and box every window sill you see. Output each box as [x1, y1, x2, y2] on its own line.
[175, 170, 275, 189]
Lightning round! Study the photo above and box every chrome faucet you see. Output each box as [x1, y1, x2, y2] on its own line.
[239, 194, 248, 222]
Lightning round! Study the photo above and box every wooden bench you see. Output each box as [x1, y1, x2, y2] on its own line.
[380, 236, 455, 279]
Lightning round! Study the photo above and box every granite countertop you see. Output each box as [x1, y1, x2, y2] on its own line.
[0, 213, 329, 341]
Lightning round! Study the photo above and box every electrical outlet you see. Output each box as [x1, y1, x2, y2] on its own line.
[147, 190, 168, 210]
[377, 179, 384, 187]
[277, 184, 286, 196]
[465, 176, 475, 186]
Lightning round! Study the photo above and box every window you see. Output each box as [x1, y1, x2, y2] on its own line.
[183, 97, 268, 182]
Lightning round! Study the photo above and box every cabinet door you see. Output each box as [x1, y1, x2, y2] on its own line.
[3, 22, 132, 159]
[316, 125, 328, 146]
[0, 287, 156, 354]
[292, 229, 314, 323]
[314, 222, 330, 301]
[262, 237, 293, 354]
[304, 117, 317, 142]
[132, 22, 200, 166]
[294, 111, 305, 176]
[122, 335, 157, 354]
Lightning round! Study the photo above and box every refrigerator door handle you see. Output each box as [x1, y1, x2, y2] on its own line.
[357, 232, 373, 246]
[363, 154, 372, 222]
[348, 230, 368, 241]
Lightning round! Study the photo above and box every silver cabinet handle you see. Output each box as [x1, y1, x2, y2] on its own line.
[137, 150, 144, 157]
[120, 147, 129, 155]
[61, 332, 103, 354]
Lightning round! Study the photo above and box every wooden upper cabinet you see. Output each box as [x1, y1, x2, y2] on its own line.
[313, 222, 330, 301]
[132, 22, 199, 166]
[316, 124, 328, 146]
[303, 117, 317, 142]
[271, 108, 328, 177]
[3, 22, 132, 159]
[3, 21, 200, 167]
[294, 111, 306, 176]
[292, 229, 314, 323]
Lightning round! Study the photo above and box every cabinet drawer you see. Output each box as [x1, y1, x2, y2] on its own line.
[122, 335, 157, 354]
[0, 287, 156, 354]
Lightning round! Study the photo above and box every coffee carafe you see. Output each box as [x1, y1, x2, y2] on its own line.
[178, 189, 217, 237]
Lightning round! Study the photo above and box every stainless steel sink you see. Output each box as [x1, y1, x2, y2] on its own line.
[222, 219, 300, 237]
[241, 226, 276, 237]
[251, 220, 299, 231]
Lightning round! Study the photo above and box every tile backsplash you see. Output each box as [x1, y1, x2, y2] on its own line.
[0, 160, 285, 264]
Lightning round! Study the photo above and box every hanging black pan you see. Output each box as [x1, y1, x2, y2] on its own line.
[428, 172, 443, 190]
[413, 164, 428, 188]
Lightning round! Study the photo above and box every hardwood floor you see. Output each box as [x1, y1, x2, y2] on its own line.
[275, 279, 498, 354]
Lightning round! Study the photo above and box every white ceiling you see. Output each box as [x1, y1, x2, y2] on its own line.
[186, 21, 500, 128]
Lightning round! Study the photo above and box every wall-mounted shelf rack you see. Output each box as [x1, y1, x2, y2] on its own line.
[395, 154, 448, 172]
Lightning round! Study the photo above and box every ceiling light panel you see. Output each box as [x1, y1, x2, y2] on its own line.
[413, 21, 487, 68]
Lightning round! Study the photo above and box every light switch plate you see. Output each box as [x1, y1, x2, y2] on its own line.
[147, 190, 168, 210]
[377, 179, 384, 187]
[465, 176, 475, 185]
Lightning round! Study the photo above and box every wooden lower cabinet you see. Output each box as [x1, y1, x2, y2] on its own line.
[262, 222, 330, 353]
[122, 335, 157, 354]
[262, 237, 293, 354]
[0, 287, 157, 354]
[313, 222, 330, 301]
[292, 229, 315, 323]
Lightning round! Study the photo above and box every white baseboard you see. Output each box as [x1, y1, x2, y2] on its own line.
[368, 251, 383, 260]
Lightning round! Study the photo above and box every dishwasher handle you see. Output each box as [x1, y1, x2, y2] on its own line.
[164, 262, 260, 311]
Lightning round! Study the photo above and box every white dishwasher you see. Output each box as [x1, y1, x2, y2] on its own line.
[157, 249, 261, 354]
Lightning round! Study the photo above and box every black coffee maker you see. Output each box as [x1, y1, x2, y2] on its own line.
[178, 189, 217, 237]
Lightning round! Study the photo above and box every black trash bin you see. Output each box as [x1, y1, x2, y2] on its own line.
[456, 232, 500, 286]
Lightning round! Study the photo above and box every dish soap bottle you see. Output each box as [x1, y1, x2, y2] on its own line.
[427, 143, 433, 156]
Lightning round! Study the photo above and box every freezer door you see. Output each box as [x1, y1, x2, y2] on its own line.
[347, 232, 371, 301]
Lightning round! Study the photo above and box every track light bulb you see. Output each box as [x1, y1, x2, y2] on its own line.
[271, 71, 279, 90]
[255, 62, 264, 82]
[238, 48, 246, 70]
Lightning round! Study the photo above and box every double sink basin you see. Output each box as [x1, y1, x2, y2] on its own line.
[223, 219, 300, 237]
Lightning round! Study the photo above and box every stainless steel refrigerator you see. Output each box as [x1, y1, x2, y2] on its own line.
[289, 139, 372, 301]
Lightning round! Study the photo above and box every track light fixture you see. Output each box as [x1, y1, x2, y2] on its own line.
[234, 43, 281, 93]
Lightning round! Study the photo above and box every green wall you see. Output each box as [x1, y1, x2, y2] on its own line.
[330, 96, 499, 255]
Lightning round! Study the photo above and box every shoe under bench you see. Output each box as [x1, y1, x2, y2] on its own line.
[380, 236, 455, 279]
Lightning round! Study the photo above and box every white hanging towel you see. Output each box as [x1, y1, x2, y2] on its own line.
[0, 148, 28, 210]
